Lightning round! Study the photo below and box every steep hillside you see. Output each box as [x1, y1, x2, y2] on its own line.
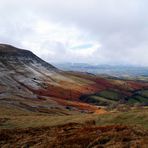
[0, 44, 148, 147]
[0, 44, 102, 113]
[0, 44, 148, 115]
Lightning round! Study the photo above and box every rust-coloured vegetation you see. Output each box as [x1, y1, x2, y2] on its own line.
[0, 123, 147, 148]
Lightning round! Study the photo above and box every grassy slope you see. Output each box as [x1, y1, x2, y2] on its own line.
[0, 105, 148, 130]
[0, 105, 148, 147]
[95, 107, 148, 129]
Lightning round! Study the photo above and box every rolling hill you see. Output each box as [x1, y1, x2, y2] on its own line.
[0, 44, 148, 115]
[0, 44, 148, 147]
[55, 62, 148, 77]
[0, 44, 103, 114]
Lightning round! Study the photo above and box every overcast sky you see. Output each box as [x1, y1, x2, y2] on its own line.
[0, 0, 148, 66]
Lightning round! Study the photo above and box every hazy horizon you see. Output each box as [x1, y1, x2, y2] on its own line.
[0, 0, 148, 66]
[52, 62, 148, 67]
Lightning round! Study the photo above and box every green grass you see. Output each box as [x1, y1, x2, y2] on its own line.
[98, 90, 119, 101]
[0, 114, 97, 129]
[95, 108, 148, 129]
[134, 95, 148, 103]
[141, 90, 148, 98]
[128, 98, 139, 104]
[87, 95, 116, 106]
[128, 95, 148, 104]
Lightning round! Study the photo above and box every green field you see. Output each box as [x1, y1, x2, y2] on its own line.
[141, 90, 148, 98]
[98, 90, 120, 101]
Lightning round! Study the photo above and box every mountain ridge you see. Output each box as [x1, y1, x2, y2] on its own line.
[0, 44, 148, 115]
[0, 44, 56, 70]
[0, 44, 102, 113]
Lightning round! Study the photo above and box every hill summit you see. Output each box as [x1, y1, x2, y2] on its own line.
[0, 44, 56, 70]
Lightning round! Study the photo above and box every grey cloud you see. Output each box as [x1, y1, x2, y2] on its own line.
[0, 0, 148, 66]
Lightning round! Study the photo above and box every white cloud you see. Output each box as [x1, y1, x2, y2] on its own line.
[19, 19, 102, 63]
[0, 0, 148, 66]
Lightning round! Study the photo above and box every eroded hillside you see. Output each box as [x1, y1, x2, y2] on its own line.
[0, 44, 148, 114]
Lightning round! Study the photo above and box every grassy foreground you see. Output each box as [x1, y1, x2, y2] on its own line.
[0, 106, 148, 147]
[0, 106, 148, 148]
[0, 105, 148, 130]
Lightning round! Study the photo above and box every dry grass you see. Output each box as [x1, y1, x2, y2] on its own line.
[0, 104, 97, 129]
[0, 105, 148, 130]
[0, 105, 148, 147]
[0, 114, 98, 129]
[95, 107, 148, 129]
[0, 123, 148, 148]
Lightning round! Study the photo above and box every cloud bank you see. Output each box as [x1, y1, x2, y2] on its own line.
[0, 0, 148, 66]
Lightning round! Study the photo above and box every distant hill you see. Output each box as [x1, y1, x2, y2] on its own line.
[55, 63, 148, 77]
